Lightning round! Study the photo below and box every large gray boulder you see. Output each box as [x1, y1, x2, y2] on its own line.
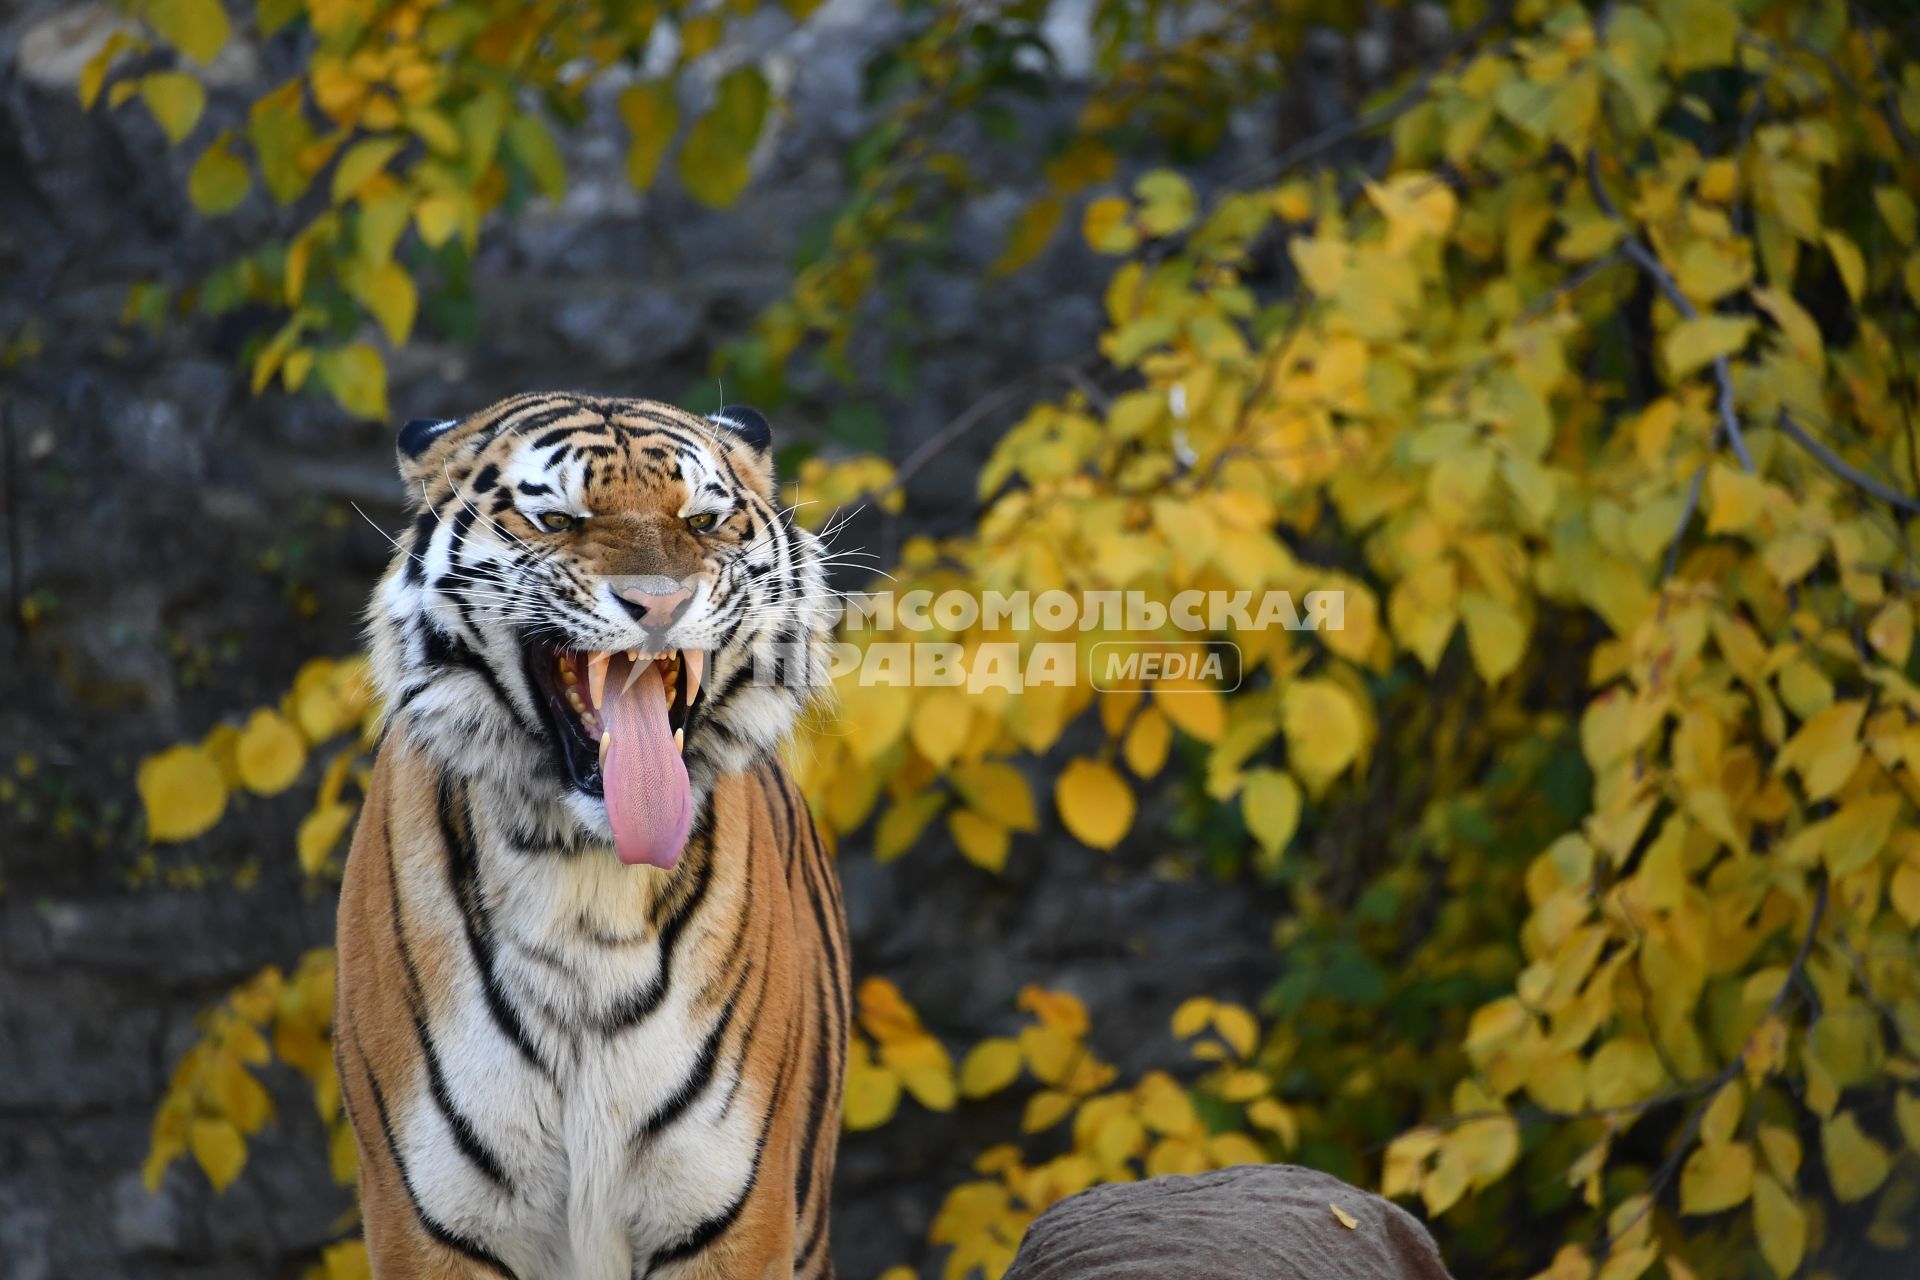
[1004, 1164, 1454, 1280]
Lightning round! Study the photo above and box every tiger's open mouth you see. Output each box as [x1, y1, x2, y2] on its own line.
[527, 641, 706, 869]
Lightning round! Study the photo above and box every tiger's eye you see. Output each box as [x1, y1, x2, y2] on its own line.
[686, 512, 718, 532]
[539, 512, 577, 532]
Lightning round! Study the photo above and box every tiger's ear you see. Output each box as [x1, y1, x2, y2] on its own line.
[711, 405, 775, 497]
[395, 417, 460, 493]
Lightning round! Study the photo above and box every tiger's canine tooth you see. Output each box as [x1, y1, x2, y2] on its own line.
[586, 651, 611, 707]
[683, 650, 704, 707]
[599, 730, 611, 765]
[674, 727, 684, 754]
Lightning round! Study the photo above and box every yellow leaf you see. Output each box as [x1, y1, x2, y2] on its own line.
[1330, 1203, 1358, 1229]
[79, 31, 132, 110]
[949, 761, 1037, 833]
[1421, 1141, 1470, 1216]
[414, 194, 463, 248]
[1240, 767, 1302, 862]
[189, 1117, 247, 1192]
[1459, 591, 1526, 683]
[842, 1052, 901, 1131]
[1820, 793, 1902, 877]
[1868, 602, 1912, 666]
[1776, 700, 1865, 801]
[1824, 230, 1865, 304]
[139, 744, 228, 842]
[1896, 1092, 1920, 1153]
[618, 80, 678, 191]
[1821, 1112, 1891, 1202]
[873, 792, 943, 863]
[1662, 315, 1754, 380]
[1083, 196, 1138, 254]
[1023, 1088, 1076, 1133]
[321, 1241, 371, 1280]
[236, 709, 306, 795]
[1706, 462, 1767, 534]
[1679, 1140, 1753, 1215]
[1700, 1080, 1744, 1149]
[1215, 1068, 1268, 1102]
[1133, 169, 1196, 237]
[317, 342, 389, 421]
[1588, 1038, 1666, 1110]
[347, 261, 417, 346]
[331, 137, 402, 204]
[959, 1038, 1023, 1099]
[1752, 1173, 1806, 1277]
[1123, 705, 1172, 777]
[1282, 679, 1363, 798]
[139, 72, 206, 144]
[948, 808, 1009, 873]
[1054, 758, 1134, 850]
[910, 690, 970, 767]
[187, 133, 250, 214]
[1212, 1003, 1258, 1058]
[148, 0, 229, 64]
[297, 801, 356, 875]
[1172, 997, 1215, 1039]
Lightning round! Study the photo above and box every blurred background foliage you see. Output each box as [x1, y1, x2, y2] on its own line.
[50, 0, 1920, 1275]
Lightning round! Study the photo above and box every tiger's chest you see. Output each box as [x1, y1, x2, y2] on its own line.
[399, 844, 760, 1280]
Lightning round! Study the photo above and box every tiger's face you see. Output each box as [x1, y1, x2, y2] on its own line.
[367, 393, 833, 867]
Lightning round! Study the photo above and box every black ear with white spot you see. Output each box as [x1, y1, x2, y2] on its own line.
[712, 405, 772, 455]
[398, 417, 458, 459]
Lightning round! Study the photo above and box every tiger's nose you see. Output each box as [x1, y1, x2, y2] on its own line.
[616, 580, 691, 629]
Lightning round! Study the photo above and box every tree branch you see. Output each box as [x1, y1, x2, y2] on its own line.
[1776, 408, 1920, 516]
[1585, 151, 1756, 474]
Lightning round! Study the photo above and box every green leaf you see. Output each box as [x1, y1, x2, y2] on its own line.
[188, 132, 251, 214]
[148, 0, 229, 65]
[457, 92, 508, 184]
[356, 194, 411, 266]
[139, 72, 206, 144]
[618, 81, 679, 191]
[331, 137, 402, 204]
[248, 91, 317, 204]
[678, 66, 769, 209]
[505, 114, 566, 202]
[318, 343, 389, 420]
[992, 196, 1063, 277]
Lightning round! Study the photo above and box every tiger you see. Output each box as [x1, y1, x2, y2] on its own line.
[334, 392, 849, 1280]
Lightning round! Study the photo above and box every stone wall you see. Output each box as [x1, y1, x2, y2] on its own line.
[0, 0, 1374, 1273]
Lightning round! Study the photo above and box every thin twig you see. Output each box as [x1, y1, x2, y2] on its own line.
[1776, 408, 1920, 516]
[890, 363, 1091, 492]
[1585, 151, 1756, 474]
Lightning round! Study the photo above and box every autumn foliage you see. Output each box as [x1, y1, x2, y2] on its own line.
[110, 0, 1920, 1276]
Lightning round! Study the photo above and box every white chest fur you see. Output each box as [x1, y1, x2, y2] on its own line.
[393, 829, 758, 1280]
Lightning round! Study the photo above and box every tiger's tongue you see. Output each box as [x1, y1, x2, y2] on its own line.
[600, 656, 691, 869]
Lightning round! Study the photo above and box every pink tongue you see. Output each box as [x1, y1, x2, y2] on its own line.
[600, 657, 692, 869]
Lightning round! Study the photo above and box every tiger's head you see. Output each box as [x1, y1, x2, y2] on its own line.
[367, 392, 833, 868]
